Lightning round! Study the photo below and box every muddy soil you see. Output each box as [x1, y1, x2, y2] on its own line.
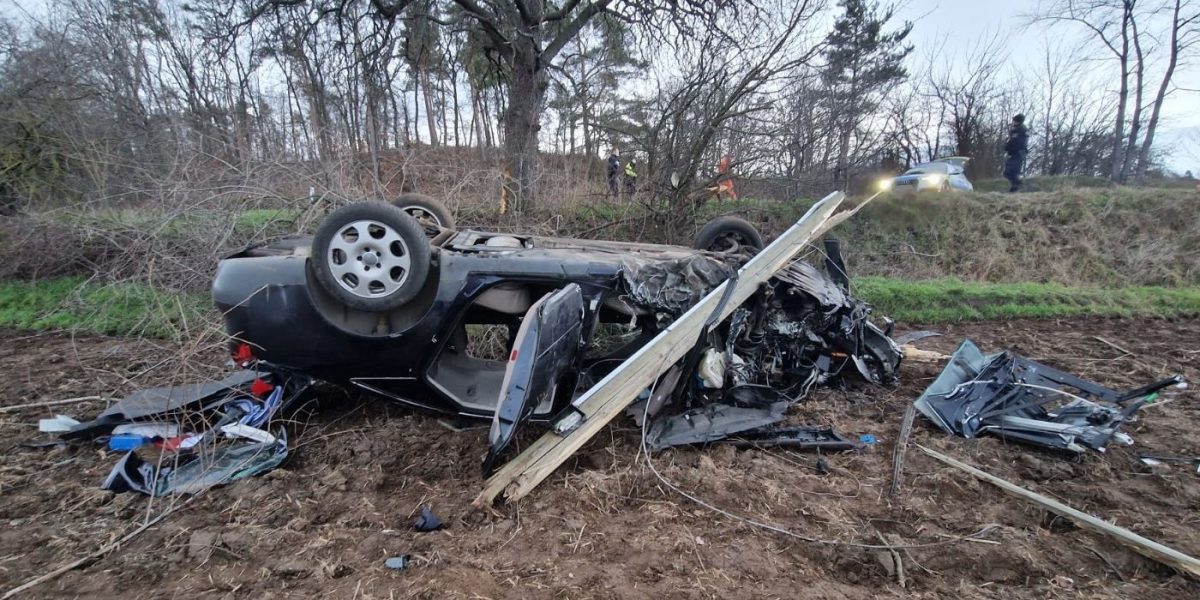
[1, 317, 1198, 599]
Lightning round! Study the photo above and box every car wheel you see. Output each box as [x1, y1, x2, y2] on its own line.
[312, 203, 431, 312]
[392, 193, 455, 230]
[693, 216, 764, 254]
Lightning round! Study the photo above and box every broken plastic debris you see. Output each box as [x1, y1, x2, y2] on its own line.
[109, 434, 149, 451]
[914, 339, 1184, 453]
[698, 349, 726, 389]
[232, 343, 255, 364]
[715, 426, 861, 451]
[158, 433, 204, 451]
[250, 377, 274, 398]
[646, 402, 789, 451]
[112, 423, 179, 438]
[414, 506, 444, 532]
[61, 370, 263, 441]
[858, 434, 877, 445]
[220, 423, 277, 444]
[1137, 453, 1200, 473]
[384, 555, 410, 570]
[37, 415, 81, 433]
[101, 429, 288, 496]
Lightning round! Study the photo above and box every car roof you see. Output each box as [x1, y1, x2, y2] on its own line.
[906, 162, 951, 174]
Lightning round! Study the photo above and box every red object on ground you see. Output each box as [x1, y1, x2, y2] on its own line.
[232, 343, 254, 363]
[250, 378, 275, 398]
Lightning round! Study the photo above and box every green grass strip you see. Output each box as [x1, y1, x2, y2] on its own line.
[855, 277, 1200, 323]
[2, 276, 1198, 340]
[0, 277, 210, 339]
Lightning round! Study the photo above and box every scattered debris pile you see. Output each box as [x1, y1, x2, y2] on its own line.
[55, 369, 312, 496]
[915, 339, 1185, 453]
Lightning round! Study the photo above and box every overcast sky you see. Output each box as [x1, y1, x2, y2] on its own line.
[895, 0, 1200, 173]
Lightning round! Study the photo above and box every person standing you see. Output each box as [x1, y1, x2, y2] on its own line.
[623, 159, 638, 198]
[606, 147, 621, 198]
[714, 154, 738, 200]
[1004, 114, 1029, 193]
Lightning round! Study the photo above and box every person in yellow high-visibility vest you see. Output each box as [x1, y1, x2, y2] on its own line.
[623, 160, 638, 198]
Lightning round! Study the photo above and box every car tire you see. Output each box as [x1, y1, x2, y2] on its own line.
[312, 203, 431, 312]
[392, 193, 455, 230]
[693, 216, 765, 254]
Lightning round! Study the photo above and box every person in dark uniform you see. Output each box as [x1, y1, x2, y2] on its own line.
[1004, 114, 1029, 192]
[606, 147, 621, 198]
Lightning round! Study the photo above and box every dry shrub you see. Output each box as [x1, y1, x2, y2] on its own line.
[838, 187, 1200, 287]
[4, 146, 1198, 294]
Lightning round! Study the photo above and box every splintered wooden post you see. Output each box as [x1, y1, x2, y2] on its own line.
[917, 444, 1200, 578]
[475, 191, 877, 508]
[888, 403, 917, 498]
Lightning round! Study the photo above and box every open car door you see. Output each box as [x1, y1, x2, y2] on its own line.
[483, 284, 585, 474]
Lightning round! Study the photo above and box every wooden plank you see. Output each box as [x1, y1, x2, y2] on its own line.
[917, 444, 1200, 577]
[901, 346, 949, 363]
[475, 192, 853, 508]
[888, 403, 917, 498]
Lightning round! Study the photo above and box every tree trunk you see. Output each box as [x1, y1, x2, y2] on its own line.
[1136, 0, 1183, 185]
[468, 85, 479, 147]
[1110, 8, 1131, 181]
[422, 70, 439, 146]
[412, 77, 421, 145]
[452, 70, 461, 146]
[501, 45, 547, 212]
[1120, 14, 1145, 182]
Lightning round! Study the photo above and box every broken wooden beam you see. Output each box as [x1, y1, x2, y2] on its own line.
[474, 191, 870, 508]
[900, 345, 948, 363]
[888, 403, 917, 498]
[917, 444, 1200, 577]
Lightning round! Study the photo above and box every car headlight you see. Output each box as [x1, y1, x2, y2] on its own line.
[925, 173, 944, 186]
[878, 179, 893, 191]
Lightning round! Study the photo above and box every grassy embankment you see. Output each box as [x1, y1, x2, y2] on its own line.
[2, 275, 1197, 340]
[0, 277, 210, 339]
[4, 182, 1197, 339]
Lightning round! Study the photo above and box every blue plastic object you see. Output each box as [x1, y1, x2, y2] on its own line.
[108, 434, 148, 451]
[858, 434, 877, 445]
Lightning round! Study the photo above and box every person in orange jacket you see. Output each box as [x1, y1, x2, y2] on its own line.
[710, 154, 737, 200]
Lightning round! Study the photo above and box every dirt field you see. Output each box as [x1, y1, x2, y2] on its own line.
[2, 317, 1198, 599]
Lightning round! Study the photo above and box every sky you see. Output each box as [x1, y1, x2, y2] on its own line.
[894, 0, 1200, 174]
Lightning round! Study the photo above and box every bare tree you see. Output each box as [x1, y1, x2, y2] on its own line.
[1035, 0, 1145, 181]
[1135, 0, 1200, 183]
[612, 0, 824, 237]
[926, 35, 1007, 179]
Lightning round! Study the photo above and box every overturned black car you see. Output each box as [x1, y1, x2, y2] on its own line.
[211, 194, 902, 472]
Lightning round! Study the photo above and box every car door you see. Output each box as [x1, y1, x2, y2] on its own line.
[948, 164, 973, 191]
[483, 284, 585, 474]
